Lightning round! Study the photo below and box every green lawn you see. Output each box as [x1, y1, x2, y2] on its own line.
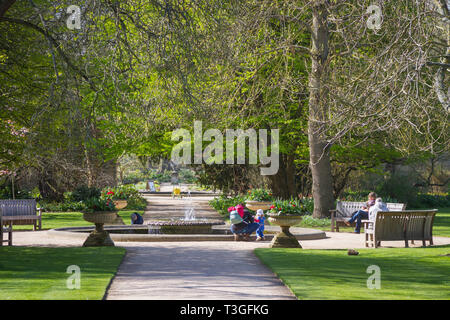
[11, 210, 144, 231]
[432, 207, 450, 237]
[255, 245, 450, 300]
[296, 207, 450, 237]
[0, 246, 126, 300]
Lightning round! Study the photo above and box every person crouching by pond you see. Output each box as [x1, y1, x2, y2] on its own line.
[131, 212, 144, 225]
[228, 204, 260, 241]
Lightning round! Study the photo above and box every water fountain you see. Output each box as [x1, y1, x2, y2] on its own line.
[48, 188, 326, 241]
[146, 189, 224, 234]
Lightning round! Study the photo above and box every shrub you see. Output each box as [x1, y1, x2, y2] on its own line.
[101, 184, 140, 200]
[414, 193, 450, 208]
[300, 197, 314, 214]
[38, 201, 86, 212]
[246, 188, 273, 201]
[209, 195, 247, 217]
[71, 186, 101, 202]
[125, 195, 147, 210]
[375, 174, 418, 206]
[179, 169, 197, 184]
[0, 185, 34, 199]
[339, 190, 398, 203]
[269, 198, 308, 216]
[300, 215, 331, 228]
[101, 184, 147, 210]
[82, 197, 116, 213]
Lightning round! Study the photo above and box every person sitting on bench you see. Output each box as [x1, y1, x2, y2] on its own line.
[369, 197, 389, 221]
[345, 192, 377, 233]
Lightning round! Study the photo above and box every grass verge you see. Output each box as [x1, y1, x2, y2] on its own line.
[0, 246, 126, 300]
[10, 210, 144, 231]
[255, 245, 450, 300]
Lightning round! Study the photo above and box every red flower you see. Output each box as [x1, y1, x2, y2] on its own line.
[107, 191, 114, 195]
[270, 205, 275, 209]
[292, 204, 296, 207]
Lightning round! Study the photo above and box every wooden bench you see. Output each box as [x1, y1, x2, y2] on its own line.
[0, 199, 42, 231]
[330, 201, 406, 232]
[363, 210, 437, 248]
[0, 210, 13, 246]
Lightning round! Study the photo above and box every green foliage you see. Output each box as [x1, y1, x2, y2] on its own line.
[100, 184, 146, 210]
[124, 194, 148, 210]
[82, 197, 116, 213]
[338, 190, 398, 203]
[70, 186, 101, 202]
[38, 200, 86, 213]
[414, 194, 450, 209]
[0, 185, 34, 199]
[246, 188, 273, 201]
[375, 173, 418, 206]
[179, 169, 197, 184]
[122, 170, 173, 184]
[299, 215, 331, 228]
[101, 185, 137, 200]
[209, 195, 248, 217]
[269, 198, 308, 216]
[300, 197, 314, 214]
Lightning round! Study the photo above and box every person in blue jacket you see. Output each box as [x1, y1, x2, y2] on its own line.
[254, 209, 266, 241]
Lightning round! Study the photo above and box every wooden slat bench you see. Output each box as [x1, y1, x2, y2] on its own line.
[0, 210, 13, 246]
[330, 201, 406, 232]
[0, 199, 42, 231]
[363, 210, 437, 248]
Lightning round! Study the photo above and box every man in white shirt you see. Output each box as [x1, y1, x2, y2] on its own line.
[369, 198, 389, 221]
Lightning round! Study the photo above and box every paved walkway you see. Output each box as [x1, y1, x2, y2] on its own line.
[105, 241, 296, 300]
[9, 192, 450, 300]
[11, 230, 450, 300]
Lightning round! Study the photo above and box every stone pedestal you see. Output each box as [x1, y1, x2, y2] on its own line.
[270, 225, 302, 248]
[82, 213, 117, 247]
[268, 214, 303, 248]
[83, 223, 115, 247]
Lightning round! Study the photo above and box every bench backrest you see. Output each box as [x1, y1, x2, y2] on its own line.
[335, 201, 406, 217]
[374, 210, 437, 241]
[0, 199, 37, 217]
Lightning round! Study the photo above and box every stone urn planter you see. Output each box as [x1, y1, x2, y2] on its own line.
[82, 211, 117, 247]
[267, 214, 303, 248]
[245, 200, 273, 211]
[113, 200, 128, 210]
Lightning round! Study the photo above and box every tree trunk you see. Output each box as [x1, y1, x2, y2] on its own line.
[267, 154, 296, 199]
[38, 167, 64, 202]
[308, 1, 335, 218]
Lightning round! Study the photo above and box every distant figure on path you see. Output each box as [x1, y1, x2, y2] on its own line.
[131, 212, 144, 225]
